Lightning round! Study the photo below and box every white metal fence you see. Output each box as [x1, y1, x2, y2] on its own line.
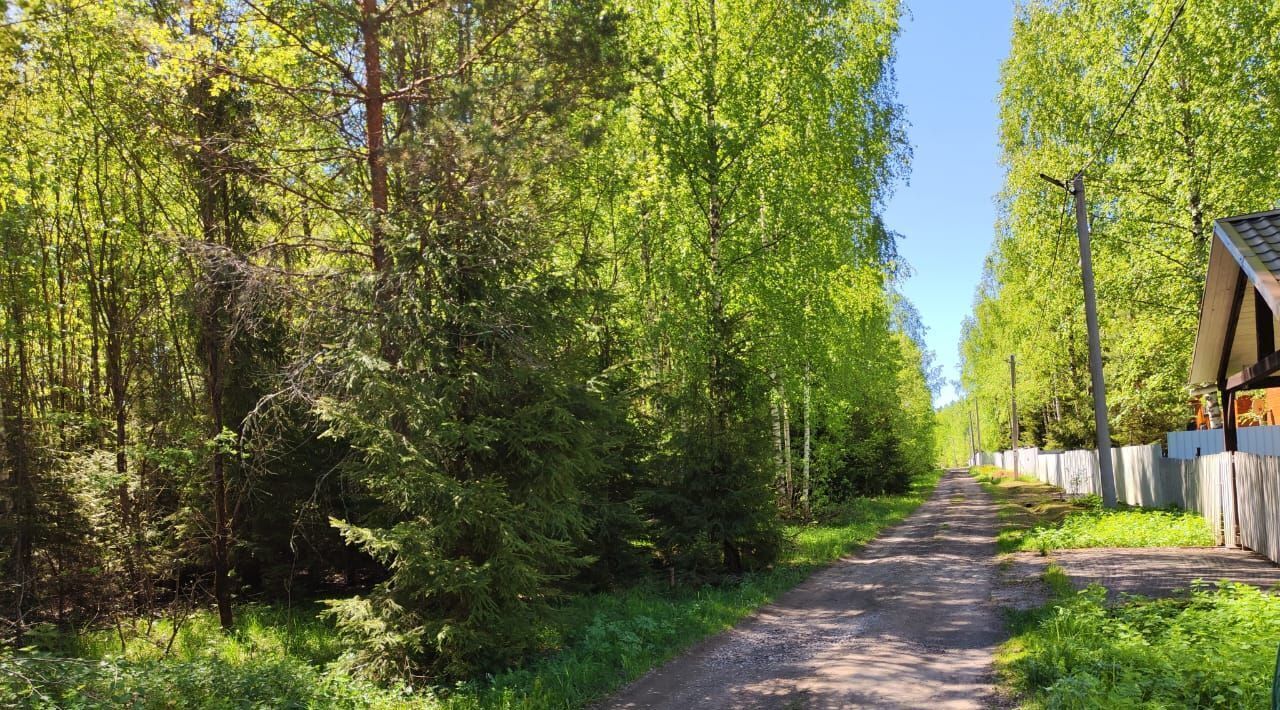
[1236, 453, 1280, 563]
[1167, 425, 1280, 458]
[973, 444, 1259, 555]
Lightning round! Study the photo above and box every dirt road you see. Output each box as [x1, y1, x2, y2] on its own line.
[607, 469, 1002, 709]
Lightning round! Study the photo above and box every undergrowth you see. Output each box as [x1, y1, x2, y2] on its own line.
[1018, 500, 1215, 552]
[999, 579, 1280, 709]
[1, 469, 942, 709]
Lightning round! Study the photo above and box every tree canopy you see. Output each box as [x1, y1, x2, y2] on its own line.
[961, 0, 1280, 452]
[0, 0, 935, 686]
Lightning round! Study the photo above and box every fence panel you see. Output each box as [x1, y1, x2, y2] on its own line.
[1119, 444, 1177, 507]
[1235, 453, 1280, 561]
[969, 445, 1280, 562]
[1167, 429, 1225, 459]
[1059, 449, 1100, 497]
[1169, 425, 1280, 459]
[1018, 447, 1038, 475]
[1238, 426, 1280, 457]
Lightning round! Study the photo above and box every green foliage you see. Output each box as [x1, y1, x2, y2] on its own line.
[0, 606, 412, 709]
[1040, 563, 1076, 599]
[0, 0, 932, 691]
[2, 472, 939, 708]
[934, 399, 976, 468]
[567, 380, 653, 591]
[597, 0, 917, 571]
[964, 0, 1280, 449]
[809, 295, 939, 508]
[304, 0, 637, 683]
[0, 654, 411, 710]
[644, 412, 784, 577]
[814, 410, 910, 504]
[1001, 583, 1280, 709]
[1015, 502, 1215, 552]
[320, 273, 606, 679]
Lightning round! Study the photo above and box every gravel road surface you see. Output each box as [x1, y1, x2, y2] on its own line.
[607, 468, 1001, 709]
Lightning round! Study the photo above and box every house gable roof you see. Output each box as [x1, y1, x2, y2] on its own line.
[1188, 209, 1280, 387]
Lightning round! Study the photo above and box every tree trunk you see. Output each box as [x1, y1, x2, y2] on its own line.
[362, 0, 388, 275]
[105, 312, 139, 599]
[192, 74, 235, 632]
[361, 0, 404, 377]
[780, 386, 793, 508]
[1, 278, 35, 642]
[770, 387, 786, 504]
[802, 372, 811, 516]
[208, 340, 233, 631]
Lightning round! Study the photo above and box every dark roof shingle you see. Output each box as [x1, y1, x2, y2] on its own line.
[1224, 211, 1280, 279]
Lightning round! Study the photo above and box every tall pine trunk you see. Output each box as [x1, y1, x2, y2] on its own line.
[191, 73, 235, 632]
[362, 0, 388, 276]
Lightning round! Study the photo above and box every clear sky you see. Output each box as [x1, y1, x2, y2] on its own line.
[882, 1, 1013, 407]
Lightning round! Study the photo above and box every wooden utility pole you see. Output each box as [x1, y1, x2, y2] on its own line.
[973, 400, 982, 453]
[1037, 171, 1119, 507]
[967, 408, 977, 465]
[1071, 173, 1118, 507]
[1009, 354, 1019, 477]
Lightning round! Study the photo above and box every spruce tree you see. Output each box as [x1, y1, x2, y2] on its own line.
[313, 0, 628, 681]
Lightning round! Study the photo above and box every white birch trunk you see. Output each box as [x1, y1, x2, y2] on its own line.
[802, 371, 811, 516]
[770, 388, 786, 501]
[780, 382, 793, 510]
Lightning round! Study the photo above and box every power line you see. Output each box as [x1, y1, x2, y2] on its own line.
[1024, 177, 1075, 294]
[1077, 0, 1188, 176]
[1046, 184, 1073, 277]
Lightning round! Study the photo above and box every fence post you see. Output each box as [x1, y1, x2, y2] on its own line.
[1225, 453, 1239, 549]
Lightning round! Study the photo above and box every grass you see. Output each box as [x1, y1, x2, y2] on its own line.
[1, 469, 942, 709]
[997, 569, 1280, 709]
[980, 467, 1275, 708]
[1018, 504, 1215, 552]
[970, 467, 1215, 554]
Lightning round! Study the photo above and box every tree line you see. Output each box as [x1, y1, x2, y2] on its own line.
[959, 0, 1280, 454]
[0, 0, 935, 683]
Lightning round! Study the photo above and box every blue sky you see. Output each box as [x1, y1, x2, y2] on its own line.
[882, 1, 1013, 407]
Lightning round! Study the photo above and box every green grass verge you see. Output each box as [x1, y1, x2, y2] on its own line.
[2, 469, 942, 709]
[970, 467, 1214, 554]
[998, 570, 1280, 709]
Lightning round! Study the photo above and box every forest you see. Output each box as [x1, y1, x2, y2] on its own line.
[950, 0, 1280, 455]
[0, 0, 938, 704]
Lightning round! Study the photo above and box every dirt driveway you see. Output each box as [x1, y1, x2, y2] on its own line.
[606, 469, 1002, 709]
[1009, 546, 1280, 602]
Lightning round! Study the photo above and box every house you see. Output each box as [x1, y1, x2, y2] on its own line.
[1189, 389, 1278, 430]
[1189, 208, 1280, 450]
